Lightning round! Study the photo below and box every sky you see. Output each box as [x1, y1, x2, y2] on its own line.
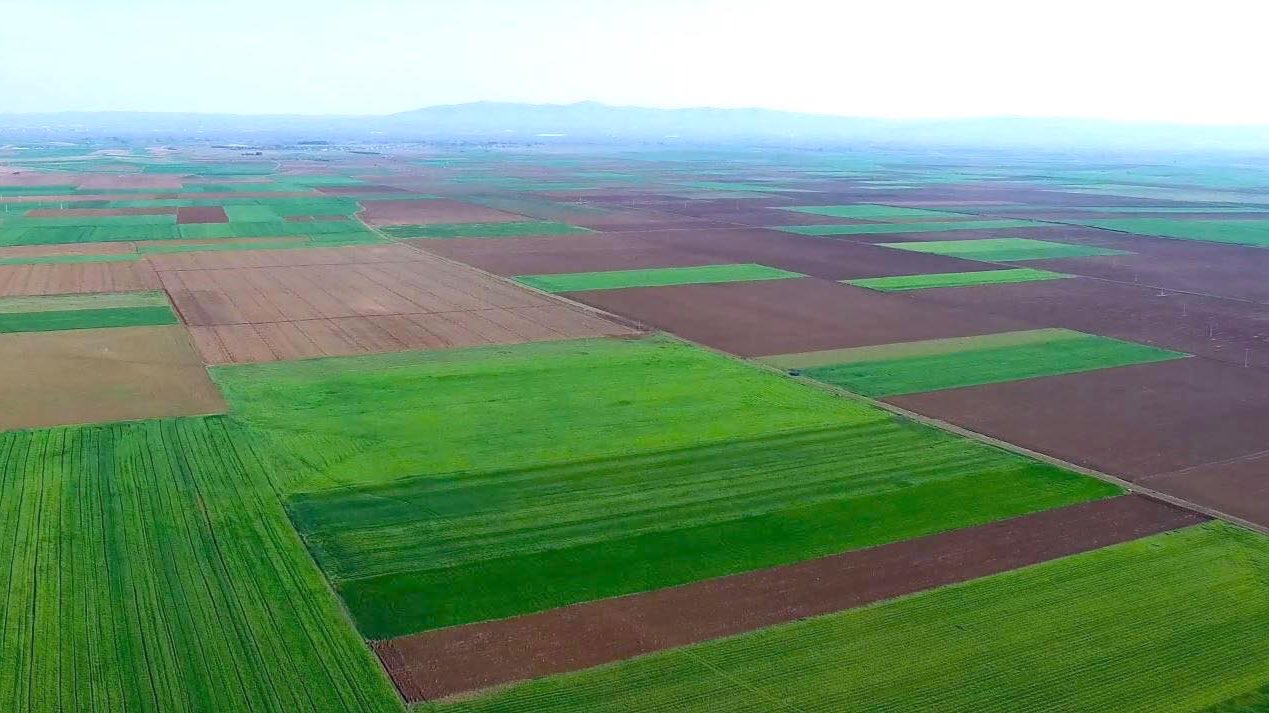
[1, 0, 1267, 124]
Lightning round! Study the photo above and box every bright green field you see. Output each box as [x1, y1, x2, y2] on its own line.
[801, 331, 1187, 397]
[0, 253, 140, 266]
[844, 267, 1069, 291]
[380, 221, 592, 239]
[422, 522, 1269, 713]
[780, 204, 977, 221]
[0, 223, 180, 245]
[0, 417, 401, 713]
[515, 264, 805, 292]
[294, 422, 1112, 637]
[1068, 218, 1269, 247]
[879, 237, 1130, 261]
[0, 290, 167, 313]
[214, 336, 1116, 637]
[0, 305, 177, 332]
[210, 336, 895, 493]
[778, 219, 1045, 236]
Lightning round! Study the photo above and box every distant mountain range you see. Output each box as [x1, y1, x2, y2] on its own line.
[4, 101, 1269, 152]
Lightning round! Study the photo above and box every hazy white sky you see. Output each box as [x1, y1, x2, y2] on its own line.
[1, 0, 1266, 123]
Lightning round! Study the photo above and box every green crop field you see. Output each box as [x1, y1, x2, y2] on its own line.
[515, 263, 805, 292]
[0, 223, 181, 245]
[421, 522, 1269, 713]
[778, 219, 1047, 235]
[0, 417, 401, 713]
[878, 237, 1130, 261]
[798, 330, 1187, 397]
[1065, 218, 1269, 247]
[780, 204, 978, 221]
[11, 213, 177, 226]
[213, 336, 1116, 637]
[379, 221, 592, 238]
[224, 205, 282, 221]
[844, 267, 1070, 291]
[0, 253, 141, 266]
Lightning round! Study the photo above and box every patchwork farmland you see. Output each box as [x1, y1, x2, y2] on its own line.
[3, 142, 1269, 712]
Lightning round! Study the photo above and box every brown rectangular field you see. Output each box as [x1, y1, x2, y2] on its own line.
[568, 278, 1027, 357]
[155, 245, 638, 363]
[1141, 453, 1269, 527]
[0, 260, 160, 296]
[359, 199, 528, 226]
[375, 495, 1203, 702]
[0, 325, 226, 431]
[889, 357, 1269, 483]
[176, 206, 229, 224]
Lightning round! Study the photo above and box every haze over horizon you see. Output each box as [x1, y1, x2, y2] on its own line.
[3, 0, 1268, 126]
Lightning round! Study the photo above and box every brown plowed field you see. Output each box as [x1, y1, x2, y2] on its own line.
[566, 209, 729, 232]
[0, 260, 160, 296]
[630, 227, 1009, 279]
[908, 277, 1269, 372]
[145, 244, 420, 270]
[375, 495, 1203, 702]
[0, 325, 226, 430]
[359, 199, 528, 226]
[175, 206, 229, 224]
[890, 357, 1269, 482]
[154, 245, 638, 363]
[1140, 453, 1269, 526]
[410, 234, 722, 275]
[569, 278, 1026, 356]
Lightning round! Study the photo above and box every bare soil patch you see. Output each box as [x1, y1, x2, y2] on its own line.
[1140, 453, 1269, 527]
[890, 357, 1269, 481]
[0, 325, 226, 430]
[155, 246, 637, 363]
[0, 261, 160, 296]
[375, 495, 1202, 702]
[569, 277, 1025, 356]
[176, 206, 229, 224]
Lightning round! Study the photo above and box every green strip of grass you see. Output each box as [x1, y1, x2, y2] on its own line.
[879, 237, 1130, 261]
[845, 268, 1070, 291]
[760, 329, 1084, 369]
[224, 205, 281, 221]
[778, 219, 1045, 235]
[1068, 218, 1269, 247]
[802, 333, 1187, 397]
[0, 418, 402, 712]
[11, 213, 176, 227]
[380, 221, 591, 239]
[0, 253, 140, 266]
[0, 305, 177, 332]
[423, 523, 1269, 713]
[0, 223, 180, 245]
[515, 263, 804, 293]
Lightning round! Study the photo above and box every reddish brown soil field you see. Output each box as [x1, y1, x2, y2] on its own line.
[145, 244, 420, 270]
[568, 277, 1026, 357]
[175, 206, 229, 224]
[375, 495, 1203, 702]
[0, 260, 160, 296]
[890, 357, 1269, 483]
[154, 245, 638, 363]
[410, 234, 722, 275]
[24, 207, 176, 218]
[567, 209, 729, 232]
[0, 171, 73, 186]
[907, 277, 1269, 372]
[1140, 453, 1269, 526]
[359, 199, 528, 226]
[629, 227, 1010, 280]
